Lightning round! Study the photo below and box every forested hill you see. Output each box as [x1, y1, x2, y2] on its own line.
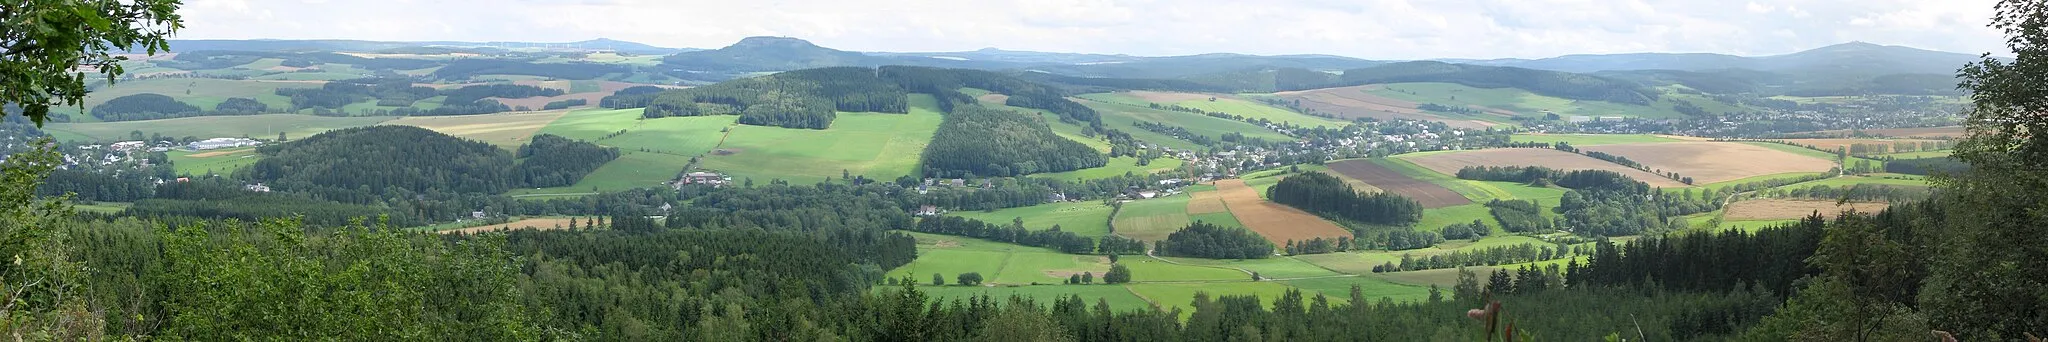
[921, 106, 1106, 178]
[612, 66, 1103, 129]
[242, 126, 615, 204]
[1324, 61, 1661, 105]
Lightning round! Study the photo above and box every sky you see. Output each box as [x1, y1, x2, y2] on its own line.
[177, 0, 2010, 60]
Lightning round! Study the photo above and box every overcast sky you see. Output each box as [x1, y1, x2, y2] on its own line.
[177, 0, 2009, 60]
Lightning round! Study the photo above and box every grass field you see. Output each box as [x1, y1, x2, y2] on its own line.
[1076, 95, 1295, 147]
[1790, 175, 1929, 188]
[1700, 172, 1831, 192]
[1510, 133, 1681, 146]
[907, 285, 1154, 311]
[1029, 156, 1184, 181]
[385, 110, 571, 148]
[952, 201, 1117, 238]
[1283, 276, 1433, 304]
[698, 95, 945, 183]
[1366, 82, 1694, 119]
[887, 232, 1111, 286]
[1295, 235, 1553, 275]
[168, 147, 262, 175]
[520, 109, 736, 194]
[1112, 194, 1196, 241]
[1126, 282, 1300, 316]
[1154, 256, 1341, 279]
[1156, 95, 1353, 128]
[54, 79, 324, 119]
[44, 114, 392, 143]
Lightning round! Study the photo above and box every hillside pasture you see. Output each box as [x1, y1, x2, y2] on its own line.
[43, 114, 392, 143]
[1399, 148, 1691, 187]
[67, 78, 323, 116]
[385, 110, 571, 148]
[1103, 90, 1354, 129]
[698, 95, 945, 183]
[1324, 159, 1472, 208]
[1283, 276, 1432, 303]
[1028, 156, 1184, 181]
[951, 201, 1116, 238]
[1077, 97, 1296, 147]
[523, 109, 736, 193]
[1723, 199, 1891, 220]
[1272, 85, 1503, 129]
[1580, 142, 1838, 184]
[1363, 82, 1694, 119]
[168, 148, 261, 176]
[911, 285, 1153, 311]
[886, 232, 1112, 286]
[1111, 194, 1197, 241]
[1211, 179, 1354, 245]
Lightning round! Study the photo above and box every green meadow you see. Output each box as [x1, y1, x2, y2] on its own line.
[952, 201, 1118, 238]
[518, 109, 736, 194]
[697, 95, 945, 183]
[1029, 156, 1184, 181]
[167, 148, 263, 176]
[1365, 82, 1696, 119]
[44, 114, 392, 143]
[1167, 97, 1352, 128]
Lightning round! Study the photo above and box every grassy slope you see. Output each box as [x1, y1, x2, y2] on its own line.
[1366, 82, 1694, 119]
[1166, 97, 1353, 128]
[167, 148, 262, 176]
[1077, 94, 1294, 148]
[1111, 193, 1197, 241]
[43, 114, 392, 143]
[518, 108, 735, 194]
[57, 78, 321, 118]
[698, 94, 945, 183]
[1028, 156, 1184, 181]
[952, 201, 1117, 238]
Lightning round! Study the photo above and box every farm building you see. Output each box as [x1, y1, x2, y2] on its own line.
[677, 172, 730, 186]
[187, 137, 262, 151]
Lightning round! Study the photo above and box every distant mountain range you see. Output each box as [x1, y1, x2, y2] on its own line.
[157, 38, 690, 55]
[157, 36, 1992, 96]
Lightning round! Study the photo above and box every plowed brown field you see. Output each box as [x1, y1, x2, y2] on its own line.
[1325, 160, 1472, 208]
[1212, 179, 1351, 245]
[1403, 148, 1690, 187]
[1580, 142, 1837, 184]
[1273, 85, 1502, 129]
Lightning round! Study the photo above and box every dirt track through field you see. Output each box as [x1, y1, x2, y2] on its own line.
[1211, 179, 1353, 245]
[1580, 142, 1837, 184]
[1324, 160, 1472, 208]
[1403, 148, 1690, 187]
[1723, 199, 1890, 220]
[1273, 85, 1499, 129]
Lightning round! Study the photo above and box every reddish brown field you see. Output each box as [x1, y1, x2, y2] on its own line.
[1724, 199, 1890, 220]
[1273, 85, 1504, 129]
[1402, 148, 1691, 187]
[1580, 142, 1837, 184]
[1324, 160, 1472, 208]
[439, 218, 584, 234]
[1781, 138, 1945, 152]
[1211, 179, 1352, 245]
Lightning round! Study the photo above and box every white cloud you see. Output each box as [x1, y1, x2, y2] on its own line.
[171, 0, 2010, 59]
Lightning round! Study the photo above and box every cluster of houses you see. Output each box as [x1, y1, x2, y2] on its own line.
[671, 171, 733, 188]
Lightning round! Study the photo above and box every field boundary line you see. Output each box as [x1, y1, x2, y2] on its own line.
[1119, 284, 1165, 312]
[1143, 249, 1258, 279]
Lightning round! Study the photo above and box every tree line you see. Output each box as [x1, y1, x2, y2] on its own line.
[1155, 221, 1274, 259]
[1266, 171, 1423, 226]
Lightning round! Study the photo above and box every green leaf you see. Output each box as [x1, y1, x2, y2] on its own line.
[73, 5, 112, 31]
